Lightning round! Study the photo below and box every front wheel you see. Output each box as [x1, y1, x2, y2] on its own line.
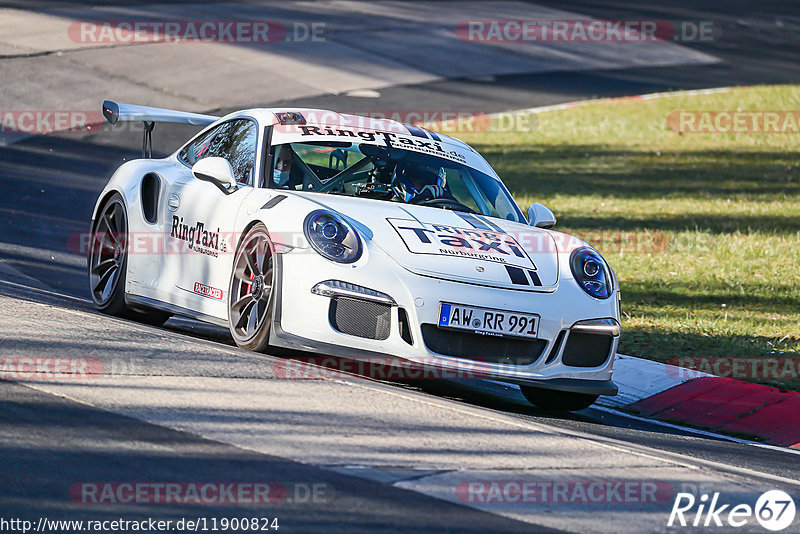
[520, 385, 599, 412]
[228, 224, 275, 352]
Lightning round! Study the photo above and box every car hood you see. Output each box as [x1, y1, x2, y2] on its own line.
[289, 193, 559, 291]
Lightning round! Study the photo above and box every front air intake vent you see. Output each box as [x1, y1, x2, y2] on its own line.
[561, 332, 613, 368]
[420, 325, 546, 365]
[329, 297, 391, 340]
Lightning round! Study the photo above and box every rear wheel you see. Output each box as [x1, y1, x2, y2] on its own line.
[520, 385, 599, 412]
[228, 224, 275, 352]
[88, 194, 170, 326]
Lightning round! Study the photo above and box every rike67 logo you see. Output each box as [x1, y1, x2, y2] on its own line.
[668, 490, 796, 531]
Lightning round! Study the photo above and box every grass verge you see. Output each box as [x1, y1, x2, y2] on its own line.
[458, 85, 800, 391]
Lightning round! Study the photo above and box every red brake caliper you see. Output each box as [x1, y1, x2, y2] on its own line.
[244, 251, 255, 297]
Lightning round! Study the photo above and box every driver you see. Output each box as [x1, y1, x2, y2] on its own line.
[392, 163, 450, 203]
[272, 144, 298, 188]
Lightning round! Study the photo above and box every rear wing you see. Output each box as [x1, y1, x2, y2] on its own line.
[102, 100, 220, 157]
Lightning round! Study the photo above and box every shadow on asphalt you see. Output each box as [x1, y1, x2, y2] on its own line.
[0, 380, 542, 533]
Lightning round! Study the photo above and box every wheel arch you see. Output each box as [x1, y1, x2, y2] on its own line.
[235, 215, 289, 253]
[227, 220, 279, 352]
[89, 187, 128, 240]
[239, 219, 267, 243]
[91, 188, 126, 228]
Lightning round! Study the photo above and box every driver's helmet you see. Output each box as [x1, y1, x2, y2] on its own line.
[392, 163, 447, 202]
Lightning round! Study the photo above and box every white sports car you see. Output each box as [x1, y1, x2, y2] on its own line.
[89, 100, 621, 411]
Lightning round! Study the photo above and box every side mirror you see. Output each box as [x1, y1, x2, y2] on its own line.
[192, 157, 237, 195]
[527, 202, 556, 229]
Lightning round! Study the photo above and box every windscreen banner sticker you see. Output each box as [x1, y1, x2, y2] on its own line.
[388, 218, 536, 270]
[383, 132, 467, 164]
[297, 125, 384, 143]
[294, 125, 467, 164]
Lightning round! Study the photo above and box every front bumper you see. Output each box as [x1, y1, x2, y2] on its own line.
[270, 244, 620, 396]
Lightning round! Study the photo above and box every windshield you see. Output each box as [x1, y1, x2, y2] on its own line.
[268, 141, 524, 222]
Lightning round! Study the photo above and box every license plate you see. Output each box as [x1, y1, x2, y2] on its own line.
[438, 303, 539, 339]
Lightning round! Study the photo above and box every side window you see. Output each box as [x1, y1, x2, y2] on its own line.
[180, 124, 219, 165]
[222, 120, 257, 185]
[179, 119, 257, 185]
[269, 143, 368, 191]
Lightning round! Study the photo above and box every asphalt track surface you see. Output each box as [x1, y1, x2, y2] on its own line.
[1, 1, 800, 532]
[0, 378, 542, 534]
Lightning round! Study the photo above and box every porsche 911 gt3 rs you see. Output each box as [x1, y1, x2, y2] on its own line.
[89, 100, 621, 411]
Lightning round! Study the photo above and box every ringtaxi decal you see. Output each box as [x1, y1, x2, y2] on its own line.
[388, 218, 538, 270]
[668, 489, 796, 531]
[170, 215, 228, 258]
[385, 131, 467, 164]
[297, 125, 467, 164]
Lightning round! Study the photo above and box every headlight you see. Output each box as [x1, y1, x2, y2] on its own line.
[304, 210, 362, 263]
[570, 247, 612, 299]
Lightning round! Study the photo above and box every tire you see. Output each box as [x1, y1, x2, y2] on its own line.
[520, 385, 599, 412]
[128, 307, 172, 327]
[88, 193, 171, 326]
[228, 223, 275, 352]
